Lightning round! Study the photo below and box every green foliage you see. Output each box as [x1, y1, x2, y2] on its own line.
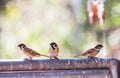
[0, 0, 120, 59]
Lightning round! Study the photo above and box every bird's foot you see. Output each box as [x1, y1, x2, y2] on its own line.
[50, 57, 59, 60]
[87, 56, 101, 63]
[87, 56, 94, 59]
[24, 58, 29, 61]
[54, 57, 59, 60]
[24, 57, 32, 61]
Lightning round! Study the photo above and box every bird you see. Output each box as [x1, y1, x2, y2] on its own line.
[75, 44, 103, 58]
[49, 42, 59, 60]
[18, 43, 49, 60]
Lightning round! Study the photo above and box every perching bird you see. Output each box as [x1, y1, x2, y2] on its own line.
[49, 42, 59, 60]
[75, 44, 103, 58]
[18, 43, 49, 60]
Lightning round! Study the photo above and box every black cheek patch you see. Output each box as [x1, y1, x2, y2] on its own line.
[52, 46, 55, 50]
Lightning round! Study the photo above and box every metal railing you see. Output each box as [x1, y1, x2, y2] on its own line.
[0, 58, 119, 78]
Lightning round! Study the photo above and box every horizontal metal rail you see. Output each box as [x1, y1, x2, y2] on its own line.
[0, 58, 119, 78]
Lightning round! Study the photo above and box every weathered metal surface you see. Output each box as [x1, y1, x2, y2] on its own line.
[117, 60, 120, 78]
[0, 69, 110, 78]
[0, 58, 117, 71]
[0, 58, 119, 78]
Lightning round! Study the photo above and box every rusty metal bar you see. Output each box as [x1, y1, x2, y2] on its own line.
[0, 69, 110, 78]
[117, 60, 120, 78]
[0, 58, 119, 78]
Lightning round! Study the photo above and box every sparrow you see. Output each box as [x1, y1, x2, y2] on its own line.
[18, 43, 49, 60]
[75, 44, 103, 58]
[49, 42, 59, 60]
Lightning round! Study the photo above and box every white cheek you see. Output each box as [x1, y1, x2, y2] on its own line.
[96, 48, 100, 51]
[21, 46, 24, 50]
[53, 45, 55, 48]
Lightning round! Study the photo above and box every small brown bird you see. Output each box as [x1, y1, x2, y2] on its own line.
[49, 42, 59, 60]
[75, 44, 103, 58]
[18, 43, 49, 60]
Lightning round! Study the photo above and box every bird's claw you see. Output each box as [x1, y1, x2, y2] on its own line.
[24, 58, 32, 61]
[87, 57, 102, 63]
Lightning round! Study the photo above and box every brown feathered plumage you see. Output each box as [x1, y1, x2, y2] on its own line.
[49, 42, 59, 60]
[18, 43, 49, 60]
[75, 44, 103, 57]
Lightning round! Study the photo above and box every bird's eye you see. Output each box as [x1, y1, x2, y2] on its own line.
[55, 44, 57, 47]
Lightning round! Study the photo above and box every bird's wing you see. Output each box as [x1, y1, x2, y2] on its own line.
[75, 48, 97, 57]
[82, 48, 94, 56]
[24, 48, 40, 56]
[82, 48, 98, 57]
[57, 47, 59, 53]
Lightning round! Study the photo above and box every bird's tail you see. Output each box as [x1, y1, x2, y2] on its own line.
[54, 57, 59, 60]
[74, 54, 83, 57]
[50, 56, 59, 60]
[40, 54, 50, 58]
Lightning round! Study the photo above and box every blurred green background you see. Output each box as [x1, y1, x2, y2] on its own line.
[0, 0, 120, 59]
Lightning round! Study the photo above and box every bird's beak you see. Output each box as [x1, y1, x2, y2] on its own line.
[18, 45, 20, 47]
